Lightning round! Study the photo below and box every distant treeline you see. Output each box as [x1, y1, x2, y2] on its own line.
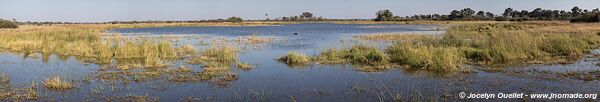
[375, 6, 600, 22]
[273, 12, 326, 21]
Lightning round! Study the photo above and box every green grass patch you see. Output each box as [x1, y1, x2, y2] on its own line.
[386, 43, 464, 71]
[277, 52, 310, 65]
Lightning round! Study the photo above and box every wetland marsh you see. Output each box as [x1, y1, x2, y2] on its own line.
[1, 21, 600, 101]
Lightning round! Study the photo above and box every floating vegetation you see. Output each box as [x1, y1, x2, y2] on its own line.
[234, 35, 275, 44]
[181, 46, 242, 86]
[0, 81, 39, 101]
[0, 80, 38, 101]
[237, 62, 255, 70]
[42, 76, 76, 90]
[189, 46, 240, 63]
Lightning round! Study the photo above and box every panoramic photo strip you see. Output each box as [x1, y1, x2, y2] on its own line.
[1, 0, 600, 101]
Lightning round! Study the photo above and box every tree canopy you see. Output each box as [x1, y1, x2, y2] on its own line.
[373, 6, 600, 22]
[226, 16, 243, 22]
[0, 19, 18, 29]
[375, 10, 394, 21]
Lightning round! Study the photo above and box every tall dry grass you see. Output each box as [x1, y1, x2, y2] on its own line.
[0, 24, 200, 68]
[321, 22, 600, 71]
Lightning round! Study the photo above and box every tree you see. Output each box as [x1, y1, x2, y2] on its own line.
[520, 10, 530, 18]
[300, 12, 314, 19]
[572, 6, 583, 16]
[0, 19, 18, 29]
[461, 8, 476, 18]
[476, 11, 486, 19]
[449, 10, 462, 20]
[432, 14, 441, 20]
[485, 12, 495, 18]
[375, 9, 394, 21]
[571, 12, 600, 22]
[503, 8, 514, 17]
[226, 16, 243, 22]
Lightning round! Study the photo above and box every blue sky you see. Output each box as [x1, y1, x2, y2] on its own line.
[1, 0, 599, 22]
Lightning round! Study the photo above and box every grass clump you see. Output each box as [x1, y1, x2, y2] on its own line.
[345, 45, 390, 65]
[42, 76, 75, 90]
[311, 45, 393, 71]
[186, 46, 241, 86]
[277, 52, 310, 65]
[312, 48, 348, 64]
[385, 43, 464, 71]
[313, 45, 389, 66]
[195, 46, 240, 62]
[237, 62, 255, 70]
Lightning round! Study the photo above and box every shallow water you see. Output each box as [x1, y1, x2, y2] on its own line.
[1, 23, 599, 101]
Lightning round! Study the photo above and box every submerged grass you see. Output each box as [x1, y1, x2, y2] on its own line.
[189, 46, 239, 63]
[234, 35, 274, 44]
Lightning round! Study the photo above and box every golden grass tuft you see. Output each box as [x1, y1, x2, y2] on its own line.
[199, 46, 239, 62]
[42, 76, 75, 90]
[313, 45, 390, 64]
[312, 48, 348, 64]
[386, 43, 464, 71]
[277, 52, 310, 65]
[442, 23, 600, 64]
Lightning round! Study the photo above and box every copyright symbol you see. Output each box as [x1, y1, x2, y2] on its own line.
[459, 92, 466, 99]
